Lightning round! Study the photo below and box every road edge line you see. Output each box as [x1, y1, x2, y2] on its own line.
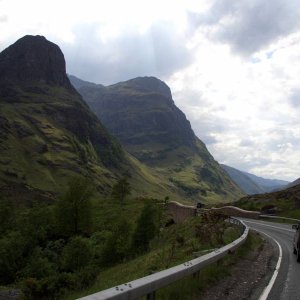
[257, 232, 282, 300]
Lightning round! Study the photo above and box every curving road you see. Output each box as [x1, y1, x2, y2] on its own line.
[242, 219, 300, 300]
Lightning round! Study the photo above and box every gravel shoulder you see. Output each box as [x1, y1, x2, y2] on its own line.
[198, 230, 276, 300]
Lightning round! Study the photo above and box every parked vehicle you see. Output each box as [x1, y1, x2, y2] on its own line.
[196, 202, 204, 209]
[292, 223, 300, 262]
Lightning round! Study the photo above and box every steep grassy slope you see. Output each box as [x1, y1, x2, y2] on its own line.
[73, 76, 244, 203]
[0, 85, 121, 194]
[0, 36, 188, 202]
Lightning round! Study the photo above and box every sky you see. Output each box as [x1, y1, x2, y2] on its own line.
[1, 0, 300, 181]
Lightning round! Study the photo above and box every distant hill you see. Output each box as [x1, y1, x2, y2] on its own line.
[241, 171, 289, 192]
[71, 75, 244, 203]
[236, 183, 300, 218]
[284, 178, 300, 189]
[67, 74, 99, 90]
[221, 164, 289, 195]
[221, 165, 265, 195]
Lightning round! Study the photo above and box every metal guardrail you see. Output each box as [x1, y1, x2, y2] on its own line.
[78, 218, 249, 300]
[259, 215, 300, 223]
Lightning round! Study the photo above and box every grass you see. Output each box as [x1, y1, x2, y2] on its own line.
[64, 215, 242, 300]
[155, 231, 263, 299]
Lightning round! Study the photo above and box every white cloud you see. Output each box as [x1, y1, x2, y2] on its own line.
[169, 23, 300, 181]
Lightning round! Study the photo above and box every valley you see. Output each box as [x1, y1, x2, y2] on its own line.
[1, 34, 299, 300]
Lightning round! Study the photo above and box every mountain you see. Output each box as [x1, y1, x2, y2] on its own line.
[285, 178, 300, 189]
[67, 74, 99, 90]
[0, 36, 179, 202]
[221, 164, 289, 195]
[71, 76, 244, 203]
[221, 164, 265, 195]
[241, 171, 289, 192]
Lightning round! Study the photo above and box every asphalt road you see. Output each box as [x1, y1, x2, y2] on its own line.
[242, 219, 300, 300]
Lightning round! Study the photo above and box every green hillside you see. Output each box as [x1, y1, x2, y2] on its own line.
[0, 36, 180, 203]
[235, 184, 300, 219]
[74, 76, 244, 203]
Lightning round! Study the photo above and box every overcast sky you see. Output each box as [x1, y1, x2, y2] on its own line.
[1, 0, 300, 181]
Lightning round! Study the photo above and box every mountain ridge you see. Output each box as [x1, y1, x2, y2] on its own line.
[221, 164, 289, 195]
[0, 36, 182, 202]
[72, 75, 244, 203]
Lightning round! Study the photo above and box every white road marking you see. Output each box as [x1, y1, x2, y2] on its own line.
[257, 232, 282, 300]
[244, 219, 294, 233]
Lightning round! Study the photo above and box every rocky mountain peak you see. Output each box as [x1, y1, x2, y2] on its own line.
[0, 35, 72, 89]
[115, 76, 172, 99]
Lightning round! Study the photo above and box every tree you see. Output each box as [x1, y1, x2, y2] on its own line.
[132, 202, 160, 253]
[111, 177, 131, 206]
[0, 231, 28, 284]
[56, 177, 94, 236]
[164, 196, 169, 205]
[62, 236, 92, 271]
[18, 203, 55, 244]
[101, 218, 132, 266]
[0, 198, 15, 234]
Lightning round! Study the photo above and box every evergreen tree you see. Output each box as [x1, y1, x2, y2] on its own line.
[101, 218, 132, 266]
[62, 236, 92, 271]
[0, 198, 15, 234]
[132, 202, 160, 253]
[56, 177, 93, 236]
[111, 177, 131, 206]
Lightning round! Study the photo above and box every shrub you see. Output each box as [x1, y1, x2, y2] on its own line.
[20, 247, 56, 279]
[62, 236, 92, 272]
[0, 231, 28, 284]
[101, 218, 132, 266]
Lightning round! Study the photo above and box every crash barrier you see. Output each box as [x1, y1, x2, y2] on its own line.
[78, 218, 249, 300]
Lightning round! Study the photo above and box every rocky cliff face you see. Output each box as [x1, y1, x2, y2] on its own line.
[0, 36, 126, 199]
[80, 77, 196, 161]
[0, 35, 73, 89]
[74, 76, 244, 203]
[2, 36, 222, 203]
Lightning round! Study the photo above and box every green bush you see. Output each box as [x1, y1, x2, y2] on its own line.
[21, 247, 56, 279]
[62, 236, 92, 272]
[0, 198, 15, 234]
[0, 231, 29, 284]
[73, 265, 98, 289]
[101, 218, 132, 266]
[17, 203, 55, 245]
[22, 272, 77, 300]
[43, 239, 66, 265]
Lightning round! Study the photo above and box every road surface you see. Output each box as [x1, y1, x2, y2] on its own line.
[243, 219, 300, 300]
